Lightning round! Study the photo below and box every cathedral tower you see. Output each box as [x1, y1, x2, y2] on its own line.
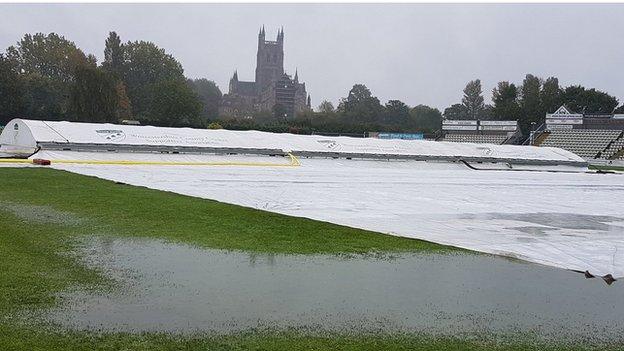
[220, 27, 310, 119]
[255, 26, 284, 93]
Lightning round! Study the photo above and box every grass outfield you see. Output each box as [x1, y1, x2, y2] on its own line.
[0, 167, 617, 351]
[589, 164, 624, 172]
[0, 168, 449, 254]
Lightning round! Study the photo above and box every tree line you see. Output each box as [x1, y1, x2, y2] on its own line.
[444, 76, 623, 135]
[0, 32, 221, 128]
[220, 84, 443, 136]
[1, 31, 623, 137]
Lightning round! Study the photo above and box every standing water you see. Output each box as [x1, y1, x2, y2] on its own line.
[45, 236, 624, 343]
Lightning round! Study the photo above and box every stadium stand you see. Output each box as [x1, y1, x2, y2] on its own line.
[598, 133, 624, 159]
[441, 120, 519, 144]
[536, 105, 624, 160]
[443, 133, 508, 144]
[539, 129, 622, 159]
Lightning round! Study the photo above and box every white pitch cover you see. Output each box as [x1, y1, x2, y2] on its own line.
[3, 119, 623, 278]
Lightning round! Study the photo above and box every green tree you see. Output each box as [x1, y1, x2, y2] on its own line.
[5, 33, 90, 121]
[21, 74, 67, 120]
[102, 31, 124, 78]
[384, 100, 410, 126]
[492, 81, 521, 121]
[540, 77, 562, 114]
[145, 79, 202, 127]
[337, 84, 383, 124]
[615, 105, 624, 114]
[188, 78, 222, 121]
[410, 105, 442, 133]
[317, 100, 335, 114]
[481, 104, 495, 120]
[122, 41, 185, 117]
[6, 33, 88, 83]
[0, 55, 26, 125]
[69, 64, 119, 123]
[443, 103, 469, 120]
[519, 74, 542, 135]
[462, 79, 484, 119]
[561, 86, 618, 114]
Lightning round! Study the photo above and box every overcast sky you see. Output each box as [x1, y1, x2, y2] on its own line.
[1, 3, 623, 111]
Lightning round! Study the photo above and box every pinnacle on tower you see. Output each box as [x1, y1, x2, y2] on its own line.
[294, 69, 299, 83]
[232, 70, 238, 81]
[277, 26, 284, 42]
[259, 25, 265, 39]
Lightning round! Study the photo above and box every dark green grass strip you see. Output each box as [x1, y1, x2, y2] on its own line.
[1, 326, 617, 351]
[0, 167, 452, 254]
[589, 164, 624, 172]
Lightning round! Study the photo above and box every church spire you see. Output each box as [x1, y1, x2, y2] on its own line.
[294, 68, 298, 83]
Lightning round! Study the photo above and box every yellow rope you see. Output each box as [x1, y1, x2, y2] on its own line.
[0, 159, 31, 163]
[0, 153, 301, 167]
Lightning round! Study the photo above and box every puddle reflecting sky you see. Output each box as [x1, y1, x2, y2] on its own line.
[44, 236, 624, 343]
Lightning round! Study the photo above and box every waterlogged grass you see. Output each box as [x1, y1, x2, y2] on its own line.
[0, 167, 616, 350]
[0, 167, 451, 254]
[2, 326, 619, 351]
[0, 211, 102, 313]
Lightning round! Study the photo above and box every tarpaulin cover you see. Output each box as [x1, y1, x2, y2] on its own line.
[2, 120, 621, 277]
[45, 155, 624, 278]
[0, 119, 585, 165]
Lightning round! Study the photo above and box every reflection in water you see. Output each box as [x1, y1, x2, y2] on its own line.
[47, 237, 624, 344]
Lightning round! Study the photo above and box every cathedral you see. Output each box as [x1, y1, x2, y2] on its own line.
[220, 27, 311, 119]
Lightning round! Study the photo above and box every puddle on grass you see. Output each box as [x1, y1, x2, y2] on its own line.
[0, 201, 84, 225]
[45, 236, 624, 343]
